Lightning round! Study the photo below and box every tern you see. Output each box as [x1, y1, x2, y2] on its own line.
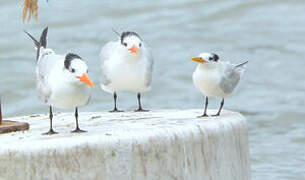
[99, 30, 153, 112]
[24, 27, 94, 134]
[190, 52, 247, 117]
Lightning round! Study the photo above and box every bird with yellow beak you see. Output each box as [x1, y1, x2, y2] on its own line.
[190, 52, 248, 117]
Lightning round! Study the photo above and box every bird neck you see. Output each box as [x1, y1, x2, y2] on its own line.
[198, 63, 217, 70]
[125, 52, 142, 62]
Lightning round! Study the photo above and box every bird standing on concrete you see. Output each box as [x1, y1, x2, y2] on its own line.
[99, 31, 153, 112]
[24, 27, 94, 134]
[190, 52, 247, 117]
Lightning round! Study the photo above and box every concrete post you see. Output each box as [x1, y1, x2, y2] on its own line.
[0, 109, 250, 180]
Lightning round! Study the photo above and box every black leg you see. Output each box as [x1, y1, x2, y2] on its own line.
[71, 107, 87, 133]
[198, 96, 209, 118]
[109, 92, 123, 112]
[213, 98, 224, 117]
[135, 93, 149, 112]
[42, 106, 58, 135]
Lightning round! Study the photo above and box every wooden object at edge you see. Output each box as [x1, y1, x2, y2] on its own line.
[0, 97, 30, 134]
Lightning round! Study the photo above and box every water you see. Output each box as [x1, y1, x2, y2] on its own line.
[0, 0, 304, 179]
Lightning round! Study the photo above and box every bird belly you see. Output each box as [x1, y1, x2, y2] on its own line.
[48, 84, 91, 109]
[102, 60, 149, 93]
[193, 69, 226, 98]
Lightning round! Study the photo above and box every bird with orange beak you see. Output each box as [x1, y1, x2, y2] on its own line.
[24, 27, 94, 134]
[100, 30, 153, 112]
[190, 52, 248, 117]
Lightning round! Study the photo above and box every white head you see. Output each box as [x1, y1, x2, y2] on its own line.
[120, 31, 143, 56]
[190, 52, 219, 64]
[64, 53, 94, 88]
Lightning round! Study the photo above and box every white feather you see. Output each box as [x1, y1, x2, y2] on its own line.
[36, 48, 91, 109]
[100, 39, 153, 93]
[193, 59, 245, 98]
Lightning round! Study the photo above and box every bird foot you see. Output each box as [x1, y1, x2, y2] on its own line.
[197, 114, 209, 118]
[135, 108, 149, 112]
[109, 109, 124, 113]
[212, 114, 220, 117]
[42, 129, 58, 135]
[71, 128, 87, 133]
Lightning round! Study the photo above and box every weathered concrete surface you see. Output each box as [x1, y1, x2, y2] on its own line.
[0, 109, 250, 180]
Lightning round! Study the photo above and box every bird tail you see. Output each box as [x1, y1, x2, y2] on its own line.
[235, 61, 248, 68]
[24, 27, 48, 62]
[39, 27, 48, 49]
[235, 61, 248, 76]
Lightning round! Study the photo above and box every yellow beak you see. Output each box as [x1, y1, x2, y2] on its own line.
[77, 73, 95, 88]
[190, 57, 207, 63]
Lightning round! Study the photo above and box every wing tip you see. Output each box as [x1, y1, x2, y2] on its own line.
[40, 26, 49, 48]
[235, 61, 248, 68]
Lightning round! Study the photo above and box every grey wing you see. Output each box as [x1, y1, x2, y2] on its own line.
[144, 45, 154, 87]
[219, 65, 241, 95]
[36, 53, 62, 103]
[99, 41, 117, 85]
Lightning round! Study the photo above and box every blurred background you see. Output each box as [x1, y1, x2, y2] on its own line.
[0, 0, 304, 179]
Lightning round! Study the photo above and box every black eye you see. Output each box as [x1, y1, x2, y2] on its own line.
[139, 43, 142, 47]
[123, 42, 127, 47]
[214, 54, 219, 61]
[71, 68, 75, 73]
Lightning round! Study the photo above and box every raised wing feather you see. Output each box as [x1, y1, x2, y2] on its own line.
[99, 41, 118, 85]
[143, 44, 154, 87]
[219, 63, 241, 95]
[36, 50, 63, 103]
[38, 53, 61, 78]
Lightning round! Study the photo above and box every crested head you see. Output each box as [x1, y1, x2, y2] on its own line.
[120, 31, 141, 44]
[190, 52, 220, 65]
[64, 53, 83, 70]
[198, 53, 219, 62]
[120, 31, 143, 55]
[64, 53, 94, 88]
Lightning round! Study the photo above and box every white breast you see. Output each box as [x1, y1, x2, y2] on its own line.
[48, 83, 91, 109]
[102, 54, 150, 93]
[45, 60, 91, 109]
[192, 64, 227, 98]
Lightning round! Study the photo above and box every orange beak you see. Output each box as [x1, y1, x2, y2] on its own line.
[128, 44, 139, 54]
[77, 73, 94, 88]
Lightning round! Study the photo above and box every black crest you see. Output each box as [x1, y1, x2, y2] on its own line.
[64, 53, 82, 69]
[211, 53, 219, 61]
[120, 31, 141, 44]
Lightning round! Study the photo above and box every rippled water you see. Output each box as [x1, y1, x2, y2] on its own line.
[0, 0, 305, 179]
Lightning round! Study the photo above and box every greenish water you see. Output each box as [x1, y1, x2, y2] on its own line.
[0, 0, 304, 179]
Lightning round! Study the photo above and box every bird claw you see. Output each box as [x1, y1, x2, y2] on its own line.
[197, 114, 209, 118]
[212, 114, 220, 117]
[42, 129, 58, 135]
[135, 108, 149, 112]
[109, 109, 124, 113]
[71, 128, 87, 133]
